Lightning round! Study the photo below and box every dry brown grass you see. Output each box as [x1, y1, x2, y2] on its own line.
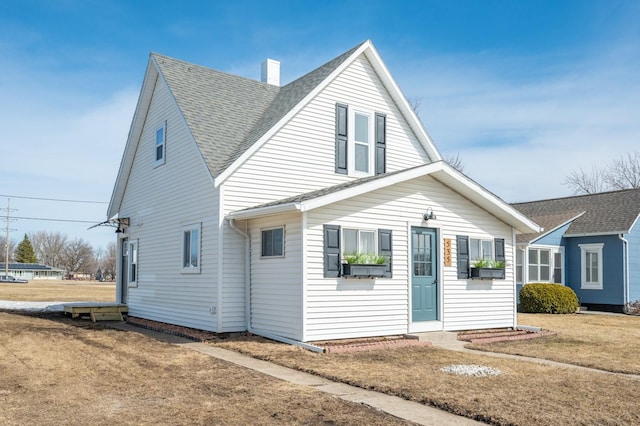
[0, 280, 115, 302]
[213, 335, 640, 426]
[0, 312, 407, 426]
[469, 313, 640, 374]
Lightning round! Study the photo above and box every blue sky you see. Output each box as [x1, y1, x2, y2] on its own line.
[1, 0, 638, 250]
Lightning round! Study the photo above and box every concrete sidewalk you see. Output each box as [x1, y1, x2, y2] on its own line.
[107, 322, 481, 425]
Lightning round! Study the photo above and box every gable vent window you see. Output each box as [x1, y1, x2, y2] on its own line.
[155, 121, 166, 167]
[335, 103, 386, 177]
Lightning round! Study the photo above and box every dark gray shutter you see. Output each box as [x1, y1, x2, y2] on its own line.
[457, 235, 469, 279]
[494, 238, 505, 263]
[324, 225, 341, 277]
[375, 113, 386, 175]
[335, 104, 348, 174]
[378, 229, 392, 278]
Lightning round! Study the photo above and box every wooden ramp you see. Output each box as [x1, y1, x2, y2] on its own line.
[63, 303, 128, 322]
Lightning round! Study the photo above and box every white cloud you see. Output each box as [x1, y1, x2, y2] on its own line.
[396, 41, 640, 202]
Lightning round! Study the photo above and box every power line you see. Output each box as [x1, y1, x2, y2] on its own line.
[0, 194, 108, 204]
[12, 216, 100, 224]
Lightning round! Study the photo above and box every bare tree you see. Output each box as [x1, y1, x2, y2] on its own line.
[605, 151, 640, 190]
[407, 96, 422, 115]
[445, 153, 465, 173]
[96, 241, 117, 281]
[61, 238, 95, 277]
[29, 231, 68, 268]
[0, 236, 17, 263]
[565, 151, 640, 194]
[564, 166, 609, 194]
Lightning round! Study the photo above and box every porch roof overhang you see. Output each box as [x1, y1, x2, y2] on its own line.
[227, 161, 542, 235]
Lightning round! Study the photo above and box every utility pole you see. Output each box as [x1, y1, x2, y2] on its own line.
[2, 198, 17, 276]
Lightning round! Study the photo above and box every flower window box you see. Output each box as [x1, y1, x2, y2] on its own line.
[470, 267, 505, 280]
[342, 263, 387, 278]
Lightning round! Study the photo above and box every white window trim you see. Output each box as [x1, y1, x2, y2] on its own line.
[342, 227, 378, 259]
[128, 239, 138, 287]
[528, 247, 552, 282]
[181, 222, 201, 273]
[347, 107, 374, 177]
[579, 243, 604, 290]
[260, 226, 285, 258]
[154, 121, 166, 167]
[469, 237, 493, 263]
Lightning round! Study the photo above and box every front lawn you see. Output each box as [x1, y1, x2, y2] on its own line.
[470, 313, 640, 374]
[213, 333, 640, 425]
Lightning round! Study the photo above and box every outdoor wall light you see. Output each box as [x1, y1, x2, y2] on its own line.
[423, 208, 437, 221]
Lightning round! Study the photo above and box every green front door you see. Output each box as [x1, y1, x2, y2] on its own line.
[411, 227, 438, 322]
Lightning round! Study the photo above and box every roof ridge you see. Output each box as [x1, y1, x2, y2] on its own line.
[151, 52, 273, 88]
[512, 187, 640, 205]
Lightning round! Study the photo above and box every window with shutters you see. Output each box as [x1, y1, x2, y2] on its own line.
[335, 104, 386, 176]
[457, 236, 505, 279]
[323, 224, 392, 278]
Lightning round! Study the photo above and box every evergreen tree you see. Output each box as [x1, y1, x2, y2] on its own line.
[15, 234, 38, 263]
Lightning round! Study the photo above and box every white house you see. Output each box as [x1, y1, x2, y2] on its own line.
[108, 40, 540, 345]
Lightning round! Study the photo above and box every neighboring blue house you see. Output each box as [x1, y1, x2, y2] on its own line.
[512, 188, 640, 312]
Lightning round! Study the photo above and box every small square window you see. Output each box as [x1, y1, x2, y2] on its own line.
[261, 227, 284, 257]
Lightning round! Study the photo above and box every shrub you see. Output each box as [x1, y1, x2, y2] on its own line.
[519, 283, 579, 314]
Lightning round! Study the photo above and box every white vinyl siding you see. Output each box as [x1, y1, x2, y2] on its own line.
[248, 214, 302, 340]
[304, 174, 515, 341]
[224, 56, 432, 213]
[118, 77, 221, 332]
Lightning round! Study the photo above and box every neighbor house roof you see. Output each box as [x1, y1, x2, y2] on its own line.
[229, 161, 542, 235]
[512, 188, 640, 241]
[108, 40, 442, 218]
[0, 263, 64, 271]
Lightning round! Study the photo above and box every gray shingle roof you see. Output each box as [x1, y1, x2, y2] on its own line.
[152, 42, 364, 178]
[512, 188, 640, 241]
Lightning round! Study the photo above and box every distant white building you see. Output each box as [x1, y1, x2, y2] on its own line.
[0, 263, 65, 280]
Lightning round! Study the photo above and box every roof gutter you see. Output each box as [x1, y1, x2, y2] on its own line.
[227, 217, 323, 353]
[228, 203, 301, 220]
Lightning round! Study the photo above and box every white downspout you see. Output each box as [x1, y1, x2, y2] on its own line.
[228, 217, 323, 352]
[512, 228, 517, 328]
[619, 234, 630, 311]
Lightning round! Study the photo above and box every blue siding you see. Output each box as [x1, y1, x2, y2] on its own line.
[565, 235, 624, 306]
[532, 222, 571, 246]
[628, 220, 640, 303]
